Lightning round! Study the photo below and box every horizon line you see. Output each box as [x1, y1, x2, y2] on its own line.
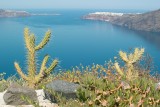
[0, 7, 158, 11]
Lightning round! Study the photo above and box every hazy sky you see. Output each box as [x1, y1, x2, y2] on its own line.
[0, 0, 160, 10]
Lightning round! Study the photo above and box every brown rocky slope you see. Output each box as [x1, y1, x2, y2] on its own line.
[83, 9, 160, 32]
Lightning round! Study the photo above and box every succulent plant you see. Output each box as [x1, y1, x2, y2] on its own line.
[115, 48, 144, 81]
[14, 28, 58, 88]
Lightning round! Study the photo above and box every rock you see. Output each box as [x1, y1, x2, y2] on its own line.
[0, 90, 34, 107]
[155, 82, 160, 90]
[130, 104, 135, 107]
[46, 80, 80, 99]
[39, 102, 58, 107]
[0, 90, 8, 105]
[36, 89, 58, 107]
[0, 88, 58, 107]
[3, 84, 38, 105]
[121, 81, 131, 90]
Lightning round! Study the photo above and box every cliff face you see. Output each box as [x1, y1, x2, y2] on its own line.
[0, 9, 30, 17]
[83, 9, 160, 32]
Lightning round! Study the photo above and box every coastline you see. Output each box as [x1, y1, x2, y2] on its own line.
[83, 9, 160, 33]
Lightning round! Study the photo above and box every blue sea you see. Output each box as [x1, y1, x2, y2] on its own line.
[0, 9, 160, 78]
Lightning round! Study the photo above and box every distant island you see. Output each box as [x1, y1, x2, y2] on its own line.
[0, 9, 61, 17]
[83, 9, 160, 32]
[32, 13, 61, 16]
[0, 9, 30, 17]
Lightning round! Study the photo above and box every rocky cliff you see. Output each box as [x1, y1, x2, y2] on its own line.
[83, 9, 160, 32]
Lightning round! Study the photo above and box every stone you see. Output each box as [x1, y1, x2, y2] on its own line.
[121, 81, 131, 90]
[46, 80, 80, 99]
[155, 82, 160, 90]
[0, 89, 58, 107]
[0, 90, 34, 106]
[0, 90, 8, 105]
[39, 102, 58, 107]
[36, 89, 58, 107]
[3, 84, 38, 105]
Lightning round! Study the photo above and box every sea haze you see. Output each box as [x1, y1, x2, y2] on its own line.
[0, 9, 160, 77]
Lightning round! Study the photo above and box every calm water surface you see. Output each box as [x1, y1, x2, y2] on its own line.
[0, 9, 160, 77]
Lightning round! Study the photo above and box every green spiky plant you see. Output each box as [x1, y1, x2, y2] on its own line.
[55, 62, 160, 107]
[14, 28, 58, 88]
[13, 47, 158, 107]
[114, 48, 145, 81]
